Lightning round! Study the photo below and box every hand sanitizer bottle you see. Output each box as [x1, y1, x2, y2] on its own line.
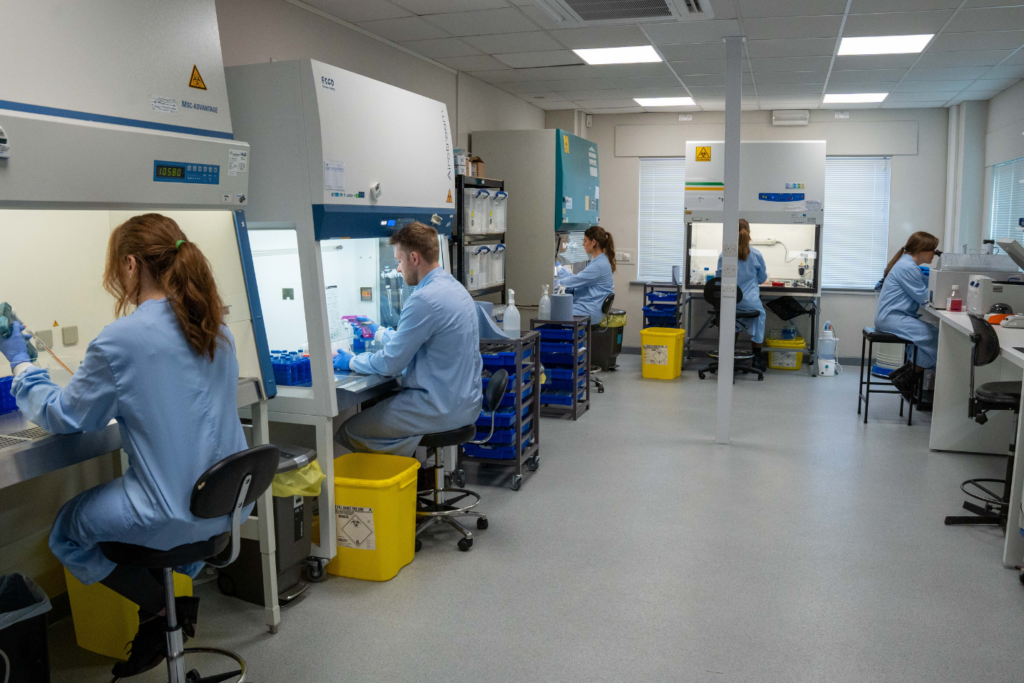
[503, 289, 521, 338]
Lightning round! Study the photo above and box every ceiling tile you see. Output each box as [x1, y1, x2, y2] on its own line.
[467, 69, 537, 83]
[852, 0, 961, 10]
[706, 0, 738, 19]
[530, 99, 580, 110]
[887, 91, 961, 101]
[357, 17, 450, 42]
[758, 83, 829, 96]
[916, 50, 1012, 68]
[608, 76, 682, 90]
[743, 16, 844, 40]
[759, 98, 826, 108]
[494, 50, 582, 68]
[519, 64, 599, 80]
[825, 82, 898, 93]
[437, 54, 510, 70]
[515, 5, 561, 30]
[669, 60, 727, 76]
[739, 0, 846, 17]
[554, 89, 635, 100]
[905, 66, 990, 80]
[948, 7, 1024, 33]
[580, 106, 646, 114]
[820, 101, 882, 108]
[462, 31, 563, 54]
[686, 86, 726, 97]
[592, 63, 675, 79]
[929, 31, 1024, 52]
[896, 79, 973, 92]
[1004, 51, 1024, 66]
[684, 73, 754, 86]
[391, 0, 508, 13]
[573, 99, 644, 109]
[401, 37, 481, 59]
[881, 101, 949, 108]
[755, 71, 827, 84]
[984, 64, 1024, 80]
[969, 0, 1024, 7]
[658, 42, 726, 62]
[968, 77, 1021, 90]
[959, 90, 1002, 101]
[423, 8, 539, 36]
[753, 57, 832, 73]
[619, 87, 693, 98]
[829, 69, 908, 83]
[643, 19, 742, 45]
[304, 0, 411, 22]
[542, 78, 617, 91]
[495, 80, 551, 94]
[548, 25, 651, 49]
[843, 10, 954, 37]
[833, 55, 920, 71]
[746, 38, 837, 59]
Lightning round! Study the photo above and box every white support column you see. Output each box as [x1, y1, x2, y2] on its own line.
[716, 36, 743, 444]
[311, 416, 337, 561]
[250, 400, 280, 634]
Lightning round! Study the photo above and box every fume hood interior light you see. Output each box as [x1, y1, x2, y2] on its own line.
[823, 93, 888, 104]
[574, 46, 662, 65]
[634, 97, 695, 107]
[838, 34, 933, 56]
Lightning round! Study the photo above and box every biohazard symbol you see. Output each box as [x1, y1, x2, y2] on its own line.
[189, 65, 207, 90]
[695, 146, 711, 162]
[446, 189, 453, 203]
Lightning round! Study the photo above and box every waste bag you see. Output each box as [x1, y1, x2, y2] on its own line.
[272, 459, 326, 498]
[0, 573, 52, 683]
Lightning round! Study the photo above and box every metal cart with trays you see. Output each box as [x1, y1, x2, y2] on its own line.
[455, 331, 541, 491]
[451, 175, 507, 301]
[642, 283, 684, 330]
[532, 317, 591, 420]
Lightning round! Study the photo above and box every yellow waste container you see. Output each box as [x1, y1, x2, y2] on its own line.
[765, 336, 805, 371]
[325, 453, 420, 581]
[640, 327, 686, 380]
[64, 568, 192, 660]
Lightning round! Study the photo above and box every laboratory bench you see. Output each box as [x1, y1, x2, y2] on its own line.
[0, 377, 285, 634]
[922, 307, 1024, 568]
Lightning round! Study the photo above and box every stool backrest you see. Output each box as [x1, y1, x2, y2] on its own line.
[702, 276, 745, 311]
[968, 314, 1001, 367]
[601, 294, 615, 316]
[484, 369, 509, 413]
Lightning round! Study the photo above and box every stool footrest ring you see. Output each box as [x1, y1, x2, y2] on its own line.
[416, 488, 481, 517]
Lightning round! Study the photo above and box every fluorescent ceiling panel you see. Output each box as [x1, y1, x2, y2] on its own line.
[574, 46, 662, 65]
[634, 97, 695, 106]
[838, 35, 934, 56]
[823, 93, 888, 103]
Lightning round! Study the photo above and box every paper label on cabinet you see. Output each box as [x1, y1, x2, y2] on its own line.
[325, 286, 343, 343]
[228, 149, 248, 176]
[324, 161, 346, 192]
[336, 505, 375, 550]
[150, 96, 178, 114]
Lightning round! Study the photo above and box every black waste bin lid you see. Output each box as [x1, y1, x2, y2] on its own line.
[608, 309, 626, 316]
[276, 445, 317, 474]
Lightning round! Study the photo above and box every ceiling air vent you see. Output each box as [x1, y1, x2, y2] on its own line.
[534, 0, 711, 25]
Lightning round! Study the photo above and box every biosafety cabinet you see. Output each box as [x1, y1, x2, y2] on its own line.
[471, 130, 600, 306]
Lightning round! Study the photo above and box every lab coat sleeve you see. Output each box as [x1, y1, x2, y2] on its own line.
[350, 296, 435, 377]
[756, 253, 768, 284]
[11, 341, 119, 434]
[895, 261, 929, 305]
[375, 327, 396, 344]
[556, 261, 604, 290]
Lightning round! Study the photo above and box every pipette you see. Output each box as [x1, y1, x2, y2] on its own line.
[0, 303, 74, 375]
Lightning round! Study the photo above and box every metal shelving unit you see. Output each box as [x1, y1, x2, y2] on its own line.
[532, 317, 590, 420]
[457, 331, 541, 491]
[642, 282, 684, 330]
[452, 175, 506, 302]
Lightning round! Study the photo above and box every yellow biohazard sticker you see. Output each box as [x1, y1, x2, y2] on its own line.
[53, 321, 59, 327]
[563, 135, 570, 153]
[189, 65, 207, 90]
[446, 189, 453, 203]
[695, 146, 711, 162]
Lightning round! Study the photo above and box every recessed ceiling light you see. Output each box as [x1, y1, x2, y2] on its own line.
[574, 46, 661, 65]
[634, 97, 695, 107]
[838, 34, 933, 56]
[823, 93, 888, 104]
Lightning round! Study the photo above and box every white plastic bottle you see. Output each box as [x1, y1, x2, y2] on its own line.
[504, 288, 521, 338]
[538, 284, 552, 320]
[947, 284, 963, 312]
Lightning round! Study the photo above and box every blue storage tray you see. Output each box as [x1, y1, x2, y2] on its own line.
[463, 436, 533, 461]
[541, 348, 586, 367]
[481, 347, 534, 368]
[492, 383, 533, 407]
[540, 341, 578, 354]
[646, 291, 679, 302]
[0, 376, 17, 415]
[544, 365, 586, 380]
[476, 404, 531, 428]
[643, 304, 677, 315]
[482, 370, 532, 392]
[474, 417, 532, 444]
[541, 376, 586, 392]
[539, 390, 585, 406]
[536, 326, 586, 341]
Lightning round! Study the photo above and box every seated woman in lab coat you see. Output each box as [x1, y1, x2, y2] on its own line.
[874, 231, 940, 402]
[716, 219, 769, 370]
[555, 225, 616, 324]
[0, 215, 249, 678]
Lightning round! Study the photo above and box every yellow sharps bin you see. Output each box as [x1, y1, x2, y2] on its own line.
[640, 328, 686, 379]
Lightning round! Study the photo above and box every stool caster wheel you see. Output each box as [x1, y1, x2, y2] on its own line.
[217, 573, 236, 597]
[1019, 568, 1024, 586]
[453, 469, 466, 487]
[510, 475, 522, 491]
[302, 560, 327, 584]
[698, 371, 706, 380]
[758, 375, 764, 381]
[415, 539, 422, 552]
[458, 538, 473, 552]
[527, 455, 539, 471]
[477, 517, 488, 530]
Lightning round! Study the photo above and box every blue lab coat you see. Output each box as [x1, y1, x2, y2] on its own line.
[716, 248, 768, 343]
[875, 253, 938, 368]
[338, 267, 483, 457]
[11, 299, 249, 585]
[556, 253, 615, 323]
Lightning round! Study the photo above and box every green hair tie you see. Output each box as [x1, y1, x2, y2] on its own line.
[176, 240, 186, 251]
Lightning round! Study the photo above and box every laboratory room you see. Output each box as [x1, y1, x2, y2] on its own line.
[7, 2, 1024, 683]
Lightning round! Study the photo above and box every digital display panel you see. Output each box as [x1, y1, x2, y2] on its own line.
[155, 165, 185, 178]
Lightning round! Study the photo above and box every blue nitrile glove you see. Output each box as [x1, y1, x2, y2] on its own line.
[0, 321, 32, 369]
[333, 350, 354, 372]
[355, 316, 380, 336]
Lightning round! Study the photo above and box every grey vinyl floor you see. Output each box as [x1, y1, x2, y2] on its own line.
[49, 357, 1024, 683]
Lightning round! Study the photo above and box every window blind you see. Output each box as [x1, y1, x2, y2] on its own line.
[638, 157, 687, 282]
[988, 157, 1024, 250]
[823, 157, 891, 289]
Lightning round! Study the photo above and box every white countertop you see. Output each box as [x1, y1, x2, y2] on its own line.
[924, 306, 1024, 369]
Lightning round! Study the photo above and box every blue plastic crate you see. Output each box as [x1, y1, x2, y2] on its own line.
[540, 341, 578, 354]
[539, 389, 585, 406]
[463, 436, 533, 461]
[0, 376, 17, 415]
[541, 348, 586, 367]
[271, 352, 311, 386]
[481, 370, 532, 392]
[474, 417, 532, 445]
[643, 304, 677, 315]
[541, 376, 586, 392]
[544, 365, 585, 380]
[481, 347, 534, 368]
[536, 326, 586, 341]
[476, 404, 531, 428]
[494, 383, 533, 407]
[646, 291, 679, 303]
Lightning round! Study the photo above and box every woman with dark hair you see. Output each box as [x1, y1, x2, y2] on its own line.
[716, 219, 768, 369]
[555, 225, 616, 323]
[0, 213, 248, 677]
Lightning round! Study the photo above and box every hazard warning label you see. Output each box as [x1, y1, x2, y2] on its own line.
[189, 65, 207, 90]
[446, 189, 453, 203]
[336, 505, 375, 550]
[695, 146, 711, 162]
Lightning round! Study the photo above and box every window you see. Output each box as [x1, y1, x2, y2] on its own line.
[823, 156, 891, 289]
[988, 157, 1024, 250]
[638, 157, 687, 282]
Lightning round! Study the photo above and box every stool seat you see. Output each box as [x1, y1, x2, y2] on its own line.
[863, 326, 909, 344]
[420, 424, 476, 449]
[101, 533, 229, 569]
[737, 309, 760, 320]
[975, 381, 1023, 406]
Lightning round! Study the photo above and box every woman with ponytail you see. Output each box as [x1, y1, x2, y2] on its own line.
[0, 214, 247, 677]
[555, 225, 616, 323]
[875, 231, 940, 399]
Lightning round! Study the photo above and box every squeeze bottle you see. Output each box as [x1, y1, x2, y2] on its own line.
[538, 285, 552, 320]
[504, 289, 522, 338]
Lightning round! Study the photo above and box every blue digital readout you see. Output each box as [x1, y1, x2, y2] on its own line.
[758, 192, 805, 202]
[153, 160, 220, 185]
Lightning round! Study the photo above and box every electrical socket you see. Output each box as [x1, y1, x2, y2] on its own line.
[616, 251, 632, 263]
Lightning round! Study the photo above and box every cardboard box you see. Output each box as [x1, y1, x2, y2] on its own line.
[466, 155, 484, 178]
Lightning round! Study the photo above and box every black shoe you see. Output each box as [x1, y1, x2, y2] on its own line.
[176, 596, 200, 639]
[888, 362, 918, 404]
[111, 615, 168, 678]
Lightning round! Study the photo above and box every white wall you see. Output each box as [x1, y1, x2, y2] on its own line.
[564, 108, 950, 352]
[457, 74, 544, 151]
[986, 79, 1024, 168]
